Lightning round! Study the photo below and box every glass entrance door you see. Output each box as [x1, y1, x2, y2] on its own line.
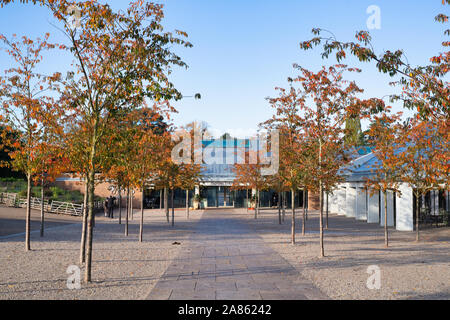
[203, 186, 235, 208]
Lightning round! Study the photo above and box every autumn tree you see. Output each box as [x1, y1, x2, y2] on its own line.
[232, 161, 268, 219]
[0, 33, 58, 251]
[264, 86, 309, 243]
[32, 122, 66, 237]
[0, 0, 193, 282]
[398, 116, 447, 241]
[365, 110, 405, 248]
[299, 0, 449, 121]
[284, 65, 383, 256]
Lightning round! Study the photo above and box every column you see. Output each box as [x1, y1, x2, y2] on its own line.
[395, 183, 413, 231]
[367, 189, 380, 223]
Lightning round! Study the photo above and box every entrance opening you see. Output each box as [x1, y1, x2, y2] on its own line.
[202, 186, 234, 208]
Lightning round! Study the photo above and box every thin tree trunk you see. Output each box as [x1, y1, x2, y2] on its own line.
[25, 173, 31, 251]
[80, 180, 89, 265]
[305, 189, 308, 221]
[302, 189, 306, 236]
[118, 186, 122, 225]
[160, 189, 163, 210]
[254, 189, 258, 219]
[246, 189, 249, 212]
[326, 192, 329, 230]
[384, 190, 389, 248]
[416, 192, 420, 242]
[171, 189, 175, 227]
[139, 182, 144, 242]
[282, 191, 285, 222]
[186, 189, 189, 219]
[164, 187, 169, 223]
[40, 176, 45, 237]
[125, 187, 129, 236]
[278, 192, 281, 224]
[85, 168, 96, 283]
[319, 184, 325, 257]
[291, 189, 295, 244]
[130, 190, 133, 220]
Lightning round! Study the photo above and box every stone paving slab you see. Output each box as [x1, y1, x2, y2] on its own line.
[146, 210, 329, 300]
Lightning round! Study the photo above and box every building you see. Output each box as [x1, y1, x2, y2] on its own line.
[56, 136, 309, 210]
[328, 152, 450, 231]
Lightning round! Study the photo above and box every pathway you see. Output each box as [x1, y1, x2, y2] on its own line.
[146, 209, 328, 300]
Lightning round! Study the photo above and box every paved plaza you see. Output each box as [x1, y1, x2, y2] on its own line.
[147, 210, 327, 300]
[0, 206, 449, 300]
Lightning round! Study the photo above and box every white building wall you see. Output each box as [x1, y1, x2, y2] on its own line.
[396, 183, 414, 231]
[380, 190, 395, 227]
[346, 184, 356, 218]
[338, 187, 346, 216]
[367, 189, 380, 223]
[356, 186, 367, 221]
[330, 191, 339, 214]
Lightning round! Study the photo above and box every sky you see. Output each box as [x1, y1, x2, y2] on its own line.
[0, 0, 447, 137]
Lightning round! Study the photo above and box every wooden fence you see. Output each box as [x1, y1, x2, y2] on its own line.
[0, 192, 84, 216]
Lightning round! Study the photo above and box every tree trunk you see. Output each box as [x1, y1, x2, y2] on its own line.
[125, 187, 129, 236]
[278, 192, 281, 224]
[40, 176, 45, 237]
[254, 189, 258, 219]
[246, 189, 249, 212]
[80, 180, 89, 265]
[384, 190, 389, 248]
[319, 184, 325, 257]
[416, 192, 420, 242]
[291, 189, 295, 244]
[160, 189, 163, 210]
[282, 191, 285, 222]
[304, 189, 308, 221]
[186, 189, 189, 219]
[139, 182, 144, 242]
[302, 189, 306, 236]
[325, 192, 329, 230]
[171, 188, 175, 227]
[84, 168, 96, 283]
[164, 187, 169, 223]
[118, 186, 122, 225]
[25, 172, 32, 251]
[130, 190, 133, 220]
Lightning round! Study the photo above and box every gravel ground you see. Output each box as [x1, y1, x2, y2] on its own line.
[245, 209, 450, 300]
[1, 206, 448, 300]
[0, 207, 204, 300]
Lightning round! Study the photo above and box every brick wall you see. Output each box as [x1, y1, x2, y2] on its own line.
[54, 179, 143, 207]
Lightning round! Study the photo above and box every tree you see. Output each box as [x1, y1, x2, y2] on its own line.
[178, 163, 201, 219]
[32, 124, 66, 237]
[233, 160, 268, 220]
[344, 116, 365, 147]
[133, 106, 173, 242]
[1, 0, 192, 282]
[264, 87, 308, 244]
[272, 65, 384, 255]
[366, 110, 404, 248]
[0, 33, 58, 251]
[299, 0, 449, 120]
[398, 116, 446, 241]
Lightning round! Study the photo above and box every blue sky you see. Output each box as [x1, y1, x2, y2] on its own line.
[0, 0, 447, 137]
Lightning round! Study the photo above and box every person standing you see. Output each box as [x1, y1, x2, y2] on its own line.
[108, 196, 115, 218]
[103, 198, 109, 217]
